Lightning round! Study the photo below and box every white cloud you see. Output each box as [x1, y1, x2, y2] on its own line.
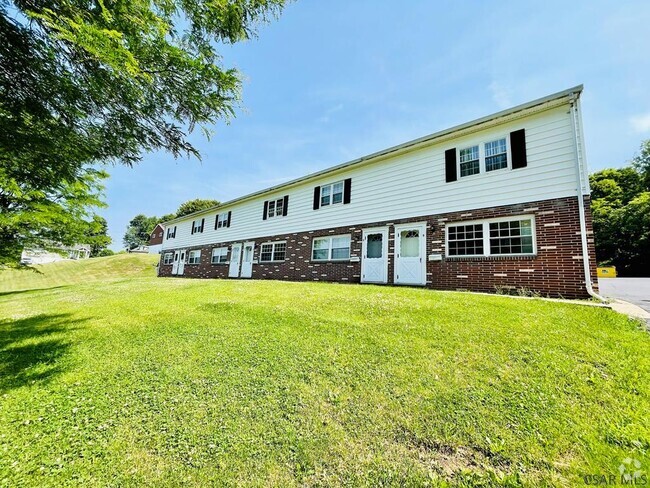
[630, 113, 650, 133]
[488, 81, 512, 109]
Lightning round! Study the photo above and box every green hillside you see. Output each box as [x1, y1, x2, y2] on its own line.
[0, 253, 159, 293]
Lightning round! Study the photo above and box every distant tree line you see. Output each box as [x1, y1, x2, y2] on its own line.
[123, 199, 219, 250]
[590, 140, 650, 276]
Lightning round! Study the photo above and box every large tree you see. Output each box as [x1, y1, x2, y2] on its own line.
[0, 167, 107, 265]
[0, 0, 284, 265]
[84, 215, 112, 256]
[590, 142, 650, 276]
[174, 198, 220, 218]
[123, 214, 159, 250]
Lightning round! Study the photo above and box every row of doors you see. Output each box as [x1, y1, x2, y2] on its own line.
[171, 241, 256, 278]
[169, 223, 427, 285]
[361, 223, 426, 285]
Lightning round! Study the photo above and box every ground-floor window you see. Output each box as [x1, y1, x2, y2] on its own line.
[211, 247, 228, 264]
[163, 252, 174, 265]
[312, 235, 351, 261]
[260, 241, 286, 262]
[188, 250, 201, 264]
[446, 216, 535, 257]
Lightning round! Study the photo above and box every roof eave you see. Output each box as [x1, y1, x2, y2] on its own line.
[161, 85, 583, 226]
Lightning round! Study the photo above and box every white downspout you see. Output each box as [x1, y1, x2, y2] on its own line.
[569, 93, 606, 301]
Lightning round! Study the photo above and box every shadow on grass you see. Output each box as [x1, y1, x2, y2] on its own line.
[0, 285, 71, 298]
[0, 313, 87, 392]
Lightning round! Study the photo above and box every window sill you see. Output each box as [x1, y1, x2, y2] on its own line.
[211, 262, 228, 265]
[259, 260, 286, 264]
[311, 259, 351, 263]
[445, 254, 537, 261]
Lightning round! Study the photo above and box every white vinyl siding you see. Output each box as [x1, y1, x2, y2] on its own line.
[162, 104, 580, 251]
[446, 216, 536, 257]
[312, 235, 351, 261]
[188, 250, 201, 264]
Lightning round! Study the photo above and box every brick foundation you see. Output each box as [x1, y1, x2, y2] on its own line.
[158, 196, 597, 299]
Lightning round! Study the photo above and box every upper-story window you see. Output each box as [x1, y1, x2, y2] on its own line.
[214, 211, 231, 229]
[459, 146, 480, 177]
[263, 196, 289, 220]
[321, 181, 344, 207]
[446, 216, 535, 257]
[459, 137, 509, 178]
[191, 218, 205, 234]
[166, 226, 177, 239]
[445, 130, 526, 183]
[485, 138, 508, 171]
[313, 178, 352, 210]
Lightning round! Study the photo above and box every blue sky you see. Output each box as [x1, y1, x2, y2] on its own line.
[102, 0, 650, 250]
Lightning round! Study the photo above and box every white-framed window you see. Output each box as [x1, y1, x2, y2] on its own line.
[211, 247, 228, 264]
[163, 252, 174, 265]
[192, 219, 204, 234]
[459, 145, 480, 177]
[188, 250, 201, 264]
[259, 241, 286, 262]
[166, 226, 177, 239]
[459, 137, 509, 177]
[320, 181, 344, 207]
[216, 213, 228, 229]
[446, 216, 535, 257]
[485, 138, 508, 172]
[268, 198, 284, 218]
[312, 235, 351, 261]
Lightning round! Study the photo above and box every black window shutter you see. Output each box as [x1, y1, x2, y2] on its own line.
[200, 218, 205, 233]
[343, 178, 352, 204]
[263, 201, 268, 220]
[227, 211, 232, 227]
[214, 214, 219, 230]
[191, 220, 195, 235]
[510, 129, 527, 169]
[173, 226, 177, 238]
[313, 187, 321, 210]
[445, 148, 457, 182]
[282, 195, 289, 216]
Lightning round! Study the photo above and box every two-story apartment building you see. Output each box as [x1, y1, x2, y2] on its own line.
[158, 86, 598, 298]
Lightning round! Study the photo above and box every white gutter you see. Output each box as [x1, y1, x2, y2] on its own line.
[569, 92, 606, 302]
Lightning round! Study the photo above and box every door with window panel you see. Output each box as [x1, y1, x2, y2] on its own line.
[394, 224, 426, 285]
[361, 228, 388, 283]
[177, 249, 186, 275]
[228, 243, 242, 278]
[172, 250, 180, 275]
[240, 241, 255, 278]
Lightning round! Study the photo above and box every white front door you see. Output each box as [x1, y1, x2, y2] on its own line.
[240, 241, 255, 278]
[394, 223, 426, 285]
[228, 243, 242, 278]
[361, 228, 388, 284]
[177, 249, 186, 275]
[171, 251, 180, 275]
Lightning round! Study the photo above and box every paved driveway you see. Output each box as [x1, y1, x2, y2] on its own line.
[598, 278, 650, 314]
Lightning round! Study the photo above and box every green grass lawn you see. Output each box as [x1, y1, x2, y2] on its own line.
[1, 255, 648, 486]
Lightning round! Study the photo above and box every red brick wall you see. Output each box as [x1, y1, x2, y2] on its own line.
[158, 196, 597, 298]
